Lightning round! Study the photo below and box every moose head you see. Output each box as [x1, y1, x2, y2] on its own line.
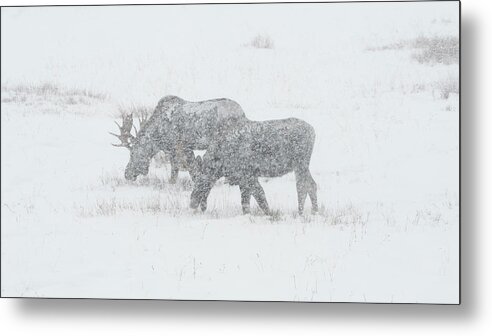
[110, 111, 164, 181]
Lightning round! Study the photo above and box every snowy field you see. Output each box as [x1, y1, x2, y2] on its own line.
[1, 3, 459, 303]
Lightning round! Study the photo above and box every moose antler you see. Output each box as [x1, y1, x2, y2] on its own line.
[137, 111, 149, 130]
[110, 114, 135, 149]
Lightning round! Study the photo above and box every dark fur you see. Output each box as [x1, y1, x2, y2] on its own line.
[124, 95, 246, 182]
[190, 118, 318, 215]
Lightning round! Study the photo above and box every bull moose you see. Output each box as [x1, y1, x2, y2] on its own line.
[190, 117, 318, 215]
[111, 95, 246, 183]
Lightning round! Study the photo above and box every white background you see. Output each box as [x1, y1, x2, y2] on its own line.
[0, 0, 489, 335]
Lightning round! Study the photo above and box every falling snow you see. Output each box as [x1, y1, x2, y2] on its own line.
[1, 3, 459, 303]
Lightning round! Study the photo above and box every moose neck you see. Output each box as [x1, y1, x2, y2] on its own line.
[138, 114, 174, 153]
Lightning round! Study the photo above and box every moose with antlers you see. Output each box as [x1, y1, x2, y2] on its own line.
[111, 95, 246, 183]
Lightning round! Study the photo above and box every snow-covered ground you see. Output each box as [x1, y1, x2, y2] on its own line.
[1, 2, 459, 303]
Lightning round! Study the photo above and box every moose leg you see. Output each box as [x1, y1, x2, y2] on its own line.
[239, 184, 252, 214]
[183, 148, 197, 181]
[251, 179, 270, 215]
[169, 152, 179, 184]
[200, 197, 208, 212]
[200, 180, 216, 212]
[295, 169, 309, 215]
[305, 170, 318, 213]
[191, 156, 203, 183]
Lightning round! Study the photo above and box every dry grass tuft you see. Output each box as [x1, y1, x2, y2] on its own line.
[432, 75, 459, 100]
[295, 204, 369, 227]
[246, 34, 275, 49]
[99, 171, 193, 191]
[268, 209, 284, 222]
[77, 197, 167, 217]
[367, 35, 458, 65]
[410, 36, 459, 65]
[1, 82, 108, 104]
